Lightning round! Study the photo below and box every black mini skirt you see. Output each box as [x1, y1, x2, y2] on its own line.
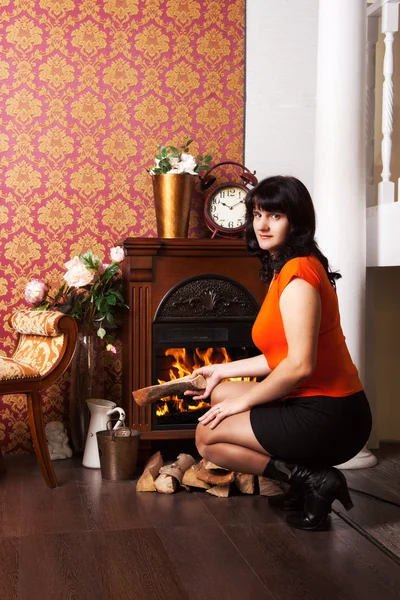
[250, 390, 372, 467]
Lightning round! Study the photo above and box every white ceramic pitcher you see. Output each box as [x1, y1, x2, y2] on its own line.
[82, 399, 126, 469]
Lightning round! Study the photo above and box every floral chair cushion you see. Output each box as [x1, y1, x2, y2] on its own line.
[0, 310, 67, 380]
[0, 356, 39, 380]
[12, 334, 65, 376]
[9, 310, 65, 336]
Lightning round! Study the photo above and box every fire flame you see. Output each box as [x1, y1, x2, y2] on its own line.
[156, 347, 255, 417]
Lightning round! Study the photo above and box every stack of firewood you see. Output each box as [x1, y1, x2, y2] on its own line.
[136, 452, 283, 498]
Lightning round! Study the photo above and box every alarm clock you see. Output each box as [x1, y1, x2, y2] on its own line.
[201, 162, 258, 239]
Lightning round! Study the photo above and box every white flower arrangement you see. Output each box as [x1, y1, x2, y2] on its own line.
[24, 247, 126, 348]
[149, 136, 212, 175]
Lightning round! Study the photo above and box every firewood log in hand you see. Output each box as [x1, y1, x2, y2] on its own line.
[132, 373, 206, 407]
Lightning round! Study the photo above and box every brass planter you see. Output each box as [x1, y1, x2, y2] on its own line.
[152, 173, 194, 238]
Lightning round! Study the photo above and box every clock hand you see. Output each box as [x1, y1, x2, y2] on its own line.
[217, 200, 244, 210]
[231, 200, 245, 209]
[220, 201, 243, 210]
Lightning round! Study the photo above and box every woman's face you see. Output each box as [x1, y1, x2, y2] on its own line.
[252, 207, 290, 256]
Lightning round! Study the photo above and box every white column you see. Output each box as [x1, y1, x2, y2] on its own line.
[313, 0, 377, 468]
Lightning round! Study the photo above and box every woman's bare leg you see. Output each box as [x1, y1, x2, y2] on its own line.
[196, 380, 272, 475]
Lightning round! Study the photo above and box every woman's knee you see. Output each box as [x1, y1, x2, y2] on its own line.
[195, 424, 211, 458]
[196, 439, 212, 461]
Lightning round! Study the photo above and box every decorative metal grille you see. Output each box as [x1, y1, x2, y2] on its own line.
[155, 275, 259, 321]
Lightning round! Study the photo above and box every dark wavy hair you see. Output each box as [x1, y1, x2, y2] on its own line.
[245, 175, 341, 287]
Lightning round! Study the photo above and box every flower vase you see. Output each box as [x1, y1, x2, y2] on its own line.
[69, 332, 105, 454]
[152, 173, 194, 237]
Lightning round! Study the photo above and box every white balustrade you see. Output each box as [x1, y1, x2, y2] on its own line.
[368, 0, 399, 204]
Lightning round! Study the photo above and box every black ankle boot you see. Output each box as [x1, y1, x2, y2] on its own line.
[262, 459, 353, 530]
[268, 485, 304, 511]
[286, 466, 353, 531]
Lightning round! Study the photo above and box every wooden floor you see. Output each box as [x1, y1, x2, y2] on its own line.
[1, 444, 400, 600]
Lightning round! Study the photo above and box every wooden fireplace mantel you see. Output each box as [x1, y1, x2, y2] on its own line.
[122, 238, 267, 440]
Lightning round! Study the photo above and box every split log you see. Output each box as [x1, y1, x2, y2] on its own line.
[196, 465, 235, 486]
[202, 459, 230, 471]
[159, 453, 196, 481]
[206, 483, 231, 497]
[235, 473, 255, 495]
[133, 374, 206, 407]
[258, 476, 283, 497]
[182, 462, 211, 490]
[136, 451, 163, 492]
[155, 453, 196, 494]
[154, 473, 176, 494]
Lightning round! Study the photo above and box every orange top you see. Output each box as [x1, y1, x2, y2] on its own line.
[252, 256, 363, 397]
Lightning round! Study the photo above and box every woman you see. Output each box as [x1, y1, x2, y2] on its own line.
[189, 175, 372, 531]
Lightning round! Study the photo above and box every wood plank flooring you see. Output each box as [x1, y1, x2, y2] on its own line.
[1, 444, 399, 600]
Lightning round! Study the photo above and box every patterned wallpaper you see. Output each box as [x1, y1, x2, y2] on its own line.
[0, 0, 245, 453]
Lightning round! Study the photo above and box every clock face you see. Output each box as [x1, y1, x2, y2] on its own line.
[208, 185, 247, 231]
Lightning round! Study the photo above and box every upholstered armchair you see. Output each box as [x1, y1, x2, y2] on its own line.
[0, 310, 78, 488]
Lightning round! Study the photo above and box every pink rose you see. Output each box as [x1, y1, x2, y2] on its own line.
[106, 344, 117, 354]
[63, 256, 95, 288]
[24, 279, 49, 305]
[110, 246, 125, 263]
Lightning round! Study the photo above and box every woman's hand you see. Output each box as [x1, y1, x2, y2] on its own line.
[198, 397, 248, 429]
[185, 365, 223, 401]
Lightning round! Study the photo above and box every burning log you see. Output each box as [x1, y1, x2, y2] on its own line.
[206, 483, 232, 497]
[136, 451, 164, 492]
[133, 374, 206, 407]
[235, 473, 255, 494]
[182, 461, 211, 490]
[154, 453, 196, 494]
[258, 476, 283, 497]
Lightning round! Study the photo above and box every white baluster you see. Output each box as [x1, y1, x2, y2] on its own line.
[366, 16, 379, 208]
[378, 1, 398, 204]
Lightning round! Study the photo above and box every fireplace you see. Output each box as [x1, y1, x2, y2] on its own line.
[152, 273, 261, 429]
[122, 239, 267, 440]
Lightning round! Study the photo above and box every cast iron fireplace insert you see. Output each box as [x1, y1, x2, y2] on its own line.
[151, 274, 260, 429]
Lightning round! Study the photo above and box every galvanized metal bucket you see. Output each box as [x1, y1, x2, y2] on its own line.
[96, 425, 140, 482]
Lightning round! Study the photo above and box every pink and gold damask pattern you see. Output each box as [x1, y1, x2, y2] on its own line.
[0, 0, 245, 452]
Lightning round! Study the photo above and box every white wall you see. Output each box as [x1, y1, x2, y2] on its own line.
[245, 0, 319, 192]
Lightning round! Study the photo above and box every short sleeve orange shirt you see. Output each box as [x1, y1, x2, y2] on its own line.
[252, 256, 363, 397]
